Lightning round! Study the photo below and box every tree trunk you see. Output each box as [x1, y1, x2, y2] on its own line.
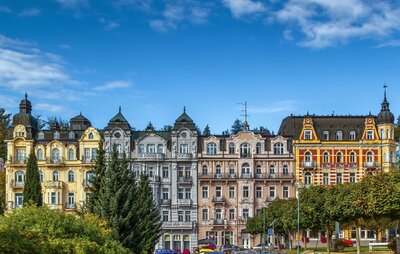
[303, 230, 307, 251]
[326, 226, 331, 254]
[356, 222, 361, 254]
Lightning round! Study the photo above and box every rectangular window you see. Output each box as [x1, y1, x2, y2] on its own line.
[15, 193, 23, 208]
[323, 173, 329, 185]
[304, 130, 312, 140]
[216, 186, 222, 198]
[229, 186, 235, 199]
[162, 188, 169, 200]
[229, 209, 235, 220]
[336, 173, 343, 184]
[180, 144, 189, 153]
[269, 186, 275, 198]
[91, 148, 98, 160]
[178, 188, 184, 199]
[51, 192, 57, 205]
[202, 208, 208, 221]
[215, 209, 222, 220]
[242, 208, 249, 220]
[178, 211, 184, 222]
[283, 186, 289, 198]
[16, 149, 26, 162]
[256, 186, 262, 198]
[202, 186, 209, 199]
[243, 186, 249, 198]
[185, 188, 191, 199]
[68, 192, 75, 206]
[366, 130, 374, 140]
[178, 167, 184, 177]
[185, 211, 191, 222]
[350, 173, 356, 183]
[84, 148, 90, 161]
[162, 211, 169, 222]
[162, 167, 169, 178]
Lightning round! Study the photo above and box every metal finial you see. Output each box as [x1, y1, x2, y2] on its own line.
[383, 83, 388, 100]
[183, 106, 186, 113]
[119, 106, 121, 113]
[25, 92, 28, 100]
[80, 111, 82, 115]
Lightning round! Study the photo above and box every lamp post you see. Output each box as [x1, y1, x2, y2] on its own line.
[263, 203, 266, 250]
[295, 181, 304, 254]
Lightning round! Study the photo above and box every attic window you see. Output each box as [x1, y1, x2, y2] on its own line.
[54, 132, 60, 140]
[69, 132, 75, 140]
[88, 133, 94, 140]
[304, 130, 312, 140]
[38, 132, 44, 140]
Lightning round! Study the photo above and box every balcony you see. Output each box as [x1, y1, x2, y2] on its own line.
[348, 163, 358, 168]
[320, 162, 331, 169]
[240, 198, 252, 204]
[241, 173, 253, 179]
[82, 179, 93, 189]
[300, 161, 317, 169]
[82, 156, 96, 164]
[213, 219, 225, 225]
[137, 153, 165, 160]
[177, 153, 192, 160]
[162, 221, 193, 230]
[9, 180, 24, 189]
[333, 163, 345, 169]
[254, 173, 294, 180]
[364, 161, 379, 169]
[160, 199, 171, 206]
[7, 156, 27, 165]
[266, 196, 276, 202]
[177, 199, 192, 206]
[46, 157, 64, 165]
[177, 176, 192, 185]
[212, 196, 226, 204]
[64, 202, 76, 211]
[149, 175, 161, 183]
[43, 181, 63, 189]
[47, 204, 63, 210]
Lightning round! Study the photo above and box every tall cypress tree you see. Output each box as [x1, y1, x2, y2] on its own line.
[23, 152, 42, 206]
[88, 140, 106, 214]
[135, 174, 162, 254]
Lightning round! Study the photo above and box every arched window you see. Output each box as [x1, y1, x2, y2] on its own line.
[52, 148, 60, 162]
[69, 132, 75, 140]
[37, 149, 43, 161]
[349, 152, 356, 163]
[15, 170, 25, 183]
[88, 133, 94, 140]
[240, 143, 250, 158]
[256, 143, 262, 154]
[283, 165, 289, 175]
[68, 170, 75, 182]
[366, 152, 373, 162]
[38, 170, 43, 182]
[336, 131, 343, 140]
[179, 144, 188, 153]
[274, 142, 284, 155]
[86, 171, 94, 185]
[269, 165, 275, 175]
[380, 129, 384, 139]
[304, 172, 312, 185]
[54, 132, 60, 140]
[336, 152, 343, 163]
[241, 163, 250, 176]
[216, 165, 222, 176]
[147, 144, 155, 153]
[323, 152, 329, 163]
[349, 131, 356, 140]
[53, 170, 59, 181]
[157, 144, 164, 154]
[202, 165, 208, 175]
[256, 165, 262, 175]
[68, 148, 74, 160]
[229, 143, 235, 154]
[207, 143, 217, 155]
[138, 144, 145, 153]
[304, 152, 311, 162]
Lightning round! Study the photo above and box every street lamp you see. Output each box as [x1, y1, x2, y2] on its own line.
[262, 203, 266, 250]
[295, 181, 304, 254]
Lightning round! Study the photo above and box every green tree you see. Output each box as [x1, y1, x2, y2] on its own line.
[34, 114, 46, 130]
[0, 108, 11, 160]
[88, 140, 107, 215]
[0, 172, 5, 214]
[23, 152, 42, 206]
[230, 119, 243, 134]
[134, 174, 162, 253]
[161, 125, 172, 131]
[0, 205, 130, 253]
[202, 124, 211, 136]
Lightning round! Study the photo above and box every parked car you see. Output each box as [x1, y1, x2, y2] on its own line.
[155, 249, 180, 254]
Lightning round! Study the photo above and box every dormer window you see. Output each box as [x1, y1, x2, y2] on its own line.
[304, 130, 312, 140]
[147, 144, 155, 153]
[68, 132, 75, 140]
[38, 132, 44, 140]
[138, 144, 145, 153]
[88, 133, 94, 140]
[273, 142, 284, 155]
[157, 144, 164, 154]
[366, 130, 374, 140]
[336, 131, 343, 141]
[207, 143, 217, 155]
[323, 131, 329, 140]
[240, 143, 251, 158]
[180, 144, 189, 154]
[349, 131, 356, 140]
[54, 132, 60, 140]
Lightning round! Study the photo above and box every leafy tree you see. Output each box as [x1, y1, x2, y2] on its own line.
[202, 124, 211, 136]
[0, 205, 130, 253]
[161, 125, 172, 131]
[34, 114, 46, 130]
[23, 152, 42, 206]
[0, 172, 5, 214]
[230, 118, 243, 134]
[47, 116, 70, 130]
[0, 108, 11, 160]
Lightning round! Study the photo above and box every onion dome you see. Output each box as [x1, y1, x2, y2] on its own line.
[377, 86, 394, 124]
[12, 93, 38, 130]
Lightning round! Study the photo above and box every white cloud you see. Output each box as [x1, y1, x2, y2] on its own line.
[58, 44, 72, 49]
[274, 0, 400, 48]
[149, 1, 212, 32]
[56, 0, 89, 9]
[99, 18, 120, 31]
[376, 40, 400, 48]
[0, 6, 12, 13]
[35, 103, 65, 113]
[113, 0, 153, 11]
[0, 94, 17, 109]
[222, 0, 266, 18]
[94, 80, 131, 91]
[18, 8, 41, 17]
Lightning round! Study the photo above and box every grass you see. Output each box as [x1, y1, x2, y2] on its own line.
[285, 246, 390, 254]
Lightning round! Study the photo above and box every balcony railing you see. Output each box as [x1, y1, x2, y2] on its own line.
[162, 221, 193, 230]
[266, 196, 276, 202]
[9, 180, 24, 189]
[160, 199, 171, 206]
[199, 173, 237, 179]
[177, 153, 192, 160]
[213, 219, 225, 225]
[43, 181, 63, 189]
[82, 179, 93, 188]
[46, 157, 64, 164]
[254, 173, 294, 179]
[300, 161, 317, 168]
[177, 176, 192, 184]
[7, 156, 27, 164]
[82, 156, 96, 164]
[241, 173, 253, 179]
[212, 196, 226, 203]
[177, 199, 192, 206]
[364, 161, 379, 168]
[64, 202, 76, 210]
[137, 153, 165, 160]
[149, 175, 161, 182]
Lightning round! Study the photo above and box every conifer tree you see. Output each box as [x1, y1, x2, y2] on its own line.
[23, 152, 42, 206]
[203, 124, 211, 136]
[231, 118, 244, 134]
[88, 140, 106, 214]
[135, 174, 162, 253]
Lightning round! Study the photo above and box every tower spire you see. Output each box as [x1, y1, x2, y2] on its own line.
[25, 92, 28, 100]
[119, 106, 121, 113]
[383, 83, 388, 102]
[183, 106, 186, 113]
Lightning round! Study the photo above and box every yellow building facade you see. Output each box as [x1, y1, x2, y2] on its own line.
[5, 95, 100, 212]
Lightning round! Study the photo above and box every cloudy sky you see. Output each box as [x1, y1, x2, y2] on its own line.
[1, 0, 400, 133]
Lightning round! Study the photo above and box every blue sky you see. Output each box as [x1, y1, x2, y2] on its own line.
[1, 0, 400, 134]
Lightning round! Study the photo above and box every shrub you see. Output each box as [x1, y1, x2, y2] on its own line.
[334, 239, 346, 251]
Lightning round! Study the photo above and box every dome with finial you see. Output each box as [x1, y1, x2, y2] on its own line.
[12, 93, 38, 131]
[377, 85, 394, 124]
[173, 106, 196, 130]
[106, 106, 131, 130]
[146, 122, 155, 132]
[70, 112, 91, 130]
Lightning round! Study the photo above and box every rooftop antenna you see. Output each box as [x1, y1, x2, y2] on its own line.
[238, 101, 250, 130]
